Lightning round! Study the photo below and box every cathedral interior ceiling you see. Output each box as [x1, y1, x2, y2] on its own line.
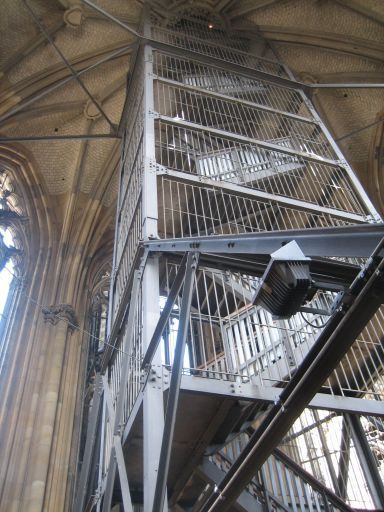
[0, 0, 383, 245]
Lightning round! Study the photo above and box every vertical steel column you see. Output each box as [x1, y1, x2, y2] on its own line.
[74, 373, 103, 512]
[152, 252, 200, 512]
[312, 410, 341, 495]
[141, 12, 167, 508]
[346, 414, 384, 509]
[102, 270, 141, 512]
[337, 416, 351, 501]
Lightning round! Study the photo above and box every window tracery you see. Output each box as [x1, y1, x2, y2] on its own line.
[0, 168, 28, 367]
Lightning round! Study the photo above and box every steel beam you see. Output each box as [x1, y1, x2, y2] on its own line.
[337, 416, 351, 501]
[113, 269, 142, 435]
[178, 374, 384, 417]
[150, 41, 305, 91]
[101, 270, 141, 512]
[74, 374, 103, 512]
[144, 224, 384, 258]
[169, 400, 234, 507]
[197, 240, 384, 512]
[346, 414, 384, 508]
[80, 0, 304, 92]
[312, 410, 341, 495]
[114, 436, 134, 512]
[152, 252, 200, 512]
[103, 248, 146, 372]
[197, 458, 264, 512]
[141, 253, 188, 369]
[274, 449, 354, 512]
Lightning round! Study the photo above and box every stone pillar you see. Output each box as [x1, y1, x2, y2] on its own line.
[23, 304, 78, 512]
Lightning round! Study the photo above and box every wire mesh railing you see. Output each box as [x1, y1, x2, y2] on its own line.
[107, 284, 143, 429]
[158, 176, 354, 239]
[151, 26, 288, 78]
[153, 51, 310, 117]
[212, 433, 352, 511]
[154, 82, 336, 160]
[281, 409, 379, 510]
[155, 120, 368, 215]
[158, 258, 384, 403]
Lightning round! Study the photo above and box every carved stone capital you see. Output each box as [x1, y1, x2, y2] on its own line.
[42, 304, 79, 332]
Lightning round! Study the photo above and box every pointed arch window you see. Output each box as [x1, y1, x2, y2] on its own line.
[0, 169, 26, 371]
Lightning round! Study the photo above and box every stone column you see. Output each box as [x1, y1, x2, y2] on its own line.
[23, 304, 78, 512]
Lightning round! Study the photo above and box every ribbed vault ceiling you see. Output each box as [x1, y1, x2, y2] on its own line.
[0, 0, 383, 250]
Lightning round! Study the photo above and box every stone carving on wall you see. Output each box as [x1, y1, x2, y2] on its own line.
[42, 303, 79, 332]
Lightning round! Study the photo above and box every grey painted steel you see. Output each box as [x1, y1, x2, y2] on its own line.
[87, 8, 384, 510]
[198, 458, 264, 512]
[337, 417, 351, 501]
[104, 248, 146, 372]
[102, 271, 141, 512]
[114, 436, 134, 512]
[169, 400, 234, 507]
[145, 224, 384, 258]
[156, 168, 365, 222]
[114, 269, 141, 435]
[312, 410, 341, 495]
[80, 0, 305, 90]
[149, 39, 307, 91]
[346, 414, 384, 509]
[157, 114, 338, 166]
[74, 374, 103, 512]
[101, 449, 117, 512]
[141, 36, 168, 511]
[152, 252, 200, 512]
[274, 449, 354, 512]
[197, 243, 384, 512]
[156, 76, 314, 123]
[102, 375, 116, 427]
[178, 374, 384, 417]
[141, 253, 188, 369]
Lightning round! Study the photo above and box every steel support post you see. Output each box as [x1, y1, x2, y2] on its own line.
[337, 416, 351, 501]
[114, 436, 134, 512]
[152, 252, 200, 512]
[312, 410, 341, 495]
[140, 30, 169, 510]
[142, 256, 167, 511]
[346, 414, 384, 509]
[74, 373, 103, 512]
[273, 449, 354, 512]
[102, 270, 141, 512]
[113, 270, 141, 435]
[144, 224, 384, 259]
[141, 253, 188, 369]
